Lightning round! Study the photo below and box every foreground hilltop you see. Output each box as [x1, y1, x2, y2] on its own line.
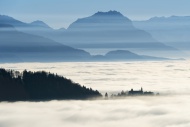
[0, 68, 102, 101]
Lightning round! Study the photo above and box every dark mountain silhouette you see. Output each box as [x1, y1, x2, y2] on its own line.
[0, 15, 28, 27]
[68, 11, 134, 31]
[0, 25, 91, 62]
[0, 13, 184, 60]
[30, 20, 52, 29]
[60, 11, 175, 52]
[0, 15, 53, 30]
[0, 15, 59, 39]
[0, 68, 102, 101]
[0, 24, 174, 62]
[133, 16, 190, 52]
[48, 11, 180, 58]
[105, 50, 142, 59]
[92, 50, 171, 61]
[0, 13, 176, 51]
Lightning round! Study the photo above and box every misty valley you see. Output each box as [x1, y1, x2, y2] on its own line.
[0, 11, 189, 63]
[0, 7, 190, 127]
[0, 61, 190, 127]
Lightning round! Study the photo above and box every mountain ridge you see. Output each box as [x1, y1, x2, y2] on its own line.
[0, 68, 102, 101]
[68, 10, 134, 31]
[0, 12, 184, 58]
[0, 25, 91, 62]
[133, 15, 190, 55]
[30, 20, 52, 29]
[93, 10, 125, 17]
[92, 50, 172, 61]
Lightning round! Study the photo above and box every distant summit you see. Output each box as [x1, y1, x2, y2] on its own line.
[0, 26, 91, 62]
[62, 11, 177, 57]
[68, 10, 133, 30]
[93, 10, 124, 17]
[105, 50, 141, 59]
[0, 15, 27, 27]
[0, 15, 14, 22]
[133, 15, 190, 54]
[0, 13, 181, 58]
[92, 50, 171, 61]
[0, 15, 55, 38]
[30, 20, 51, 29]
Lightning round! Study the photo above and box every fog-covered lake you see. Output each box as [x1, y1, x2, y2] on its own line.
[0, 61, 190, 127]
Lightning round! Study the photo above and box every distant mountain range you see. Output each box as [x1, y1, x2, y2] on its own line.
[58, 11, 176, 51]
[0, 24, 91, 62]
[133, 16, 190, 51]
[0, 24, 171, 62]
[0, 12, 181, 57]
[0, 14, 58, 39]
[0, 15, 53, 30]
[0, 11, 187, 62]
[92, 50, 172, 61]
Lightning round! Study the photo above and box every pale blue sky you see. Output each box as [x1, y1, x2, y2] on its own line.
[0, 0, 190, 29]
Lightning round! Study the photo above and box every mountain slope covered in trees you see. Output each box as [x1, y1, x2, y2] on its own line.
[0, 68, 102, 101]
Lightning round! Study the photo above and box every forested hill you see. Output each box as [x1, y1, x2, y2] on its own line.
[0, 68, 102, 101]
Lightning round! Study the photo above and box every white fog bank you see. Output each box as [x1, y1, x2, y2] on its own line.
[0, 60, 190, 94]
[1, 95, 190, 127]
[0, 61, 190, 127]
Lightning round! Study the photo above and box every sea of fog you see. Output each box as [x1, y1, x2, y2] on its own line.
[0, 61, 190, 127]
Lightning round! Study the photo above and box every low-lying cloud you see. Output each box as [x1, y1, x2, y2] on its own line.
[0, 61, 190, 127]
[1, 61, 190, 94]
[1, 95, 190, 127]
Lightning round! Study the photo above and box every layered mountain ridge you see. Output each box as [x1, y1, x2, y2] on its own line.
[0, 11, 175, 51]
[133, 16, 190, 52]
[0, 24, 91, 62]
[0, 11, 186, 62]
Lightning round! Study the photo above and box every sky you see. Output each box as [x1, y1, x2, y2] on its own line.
[0, 0, 190, 29]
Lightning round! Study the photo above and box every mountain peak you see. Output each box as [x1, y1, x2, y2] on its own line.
[68, 10, 132, 30]
[31, 20, 51, 28]
[0, 15, 15, 21]
[105, 50, 141, 59]
[0, 15, 25, 26]
[93, 10, 124, 17]
[106, 50, 137, 56]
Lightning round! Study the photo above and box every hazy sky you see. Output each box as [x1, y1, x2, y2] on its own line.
[0, 0, 190, 29]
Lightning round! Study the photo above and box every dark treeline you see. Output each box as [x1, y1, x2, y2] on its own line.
[0, 68, 102, 101]
[109, 88, 157, 99]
